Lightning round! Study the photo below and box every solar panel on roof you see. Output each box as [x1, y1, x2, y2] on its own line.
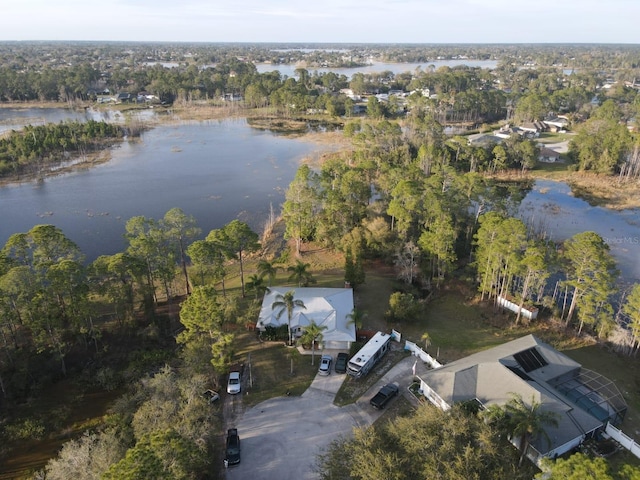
[513, 347, 548, 373]
[506, 365, 533, 381]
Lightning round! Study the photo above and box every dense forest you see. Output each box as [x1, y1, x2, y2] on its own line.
[0, 120, 126, 176]
[1, 42, 640, 479]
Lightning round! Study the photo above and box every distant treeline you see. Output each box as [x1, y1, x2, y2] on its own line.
[0, 120, 124, 177]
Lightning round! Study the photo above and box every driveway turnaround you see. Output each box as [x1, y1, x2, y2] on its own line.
[225, 355, 425, 480]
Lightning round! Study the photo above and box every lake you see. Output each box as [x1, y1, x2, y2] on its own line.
[0, 117, 326, 262]
[0, 109, 638, 286]
[0, 107, 151, 135]
[0, 107, 90, 135]
[255, 59, 498, 79]
[518, 180, 640, 285]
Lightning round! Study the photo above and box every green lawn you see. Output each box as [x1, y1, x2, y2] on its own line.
[228, 253, 640, 451]
[537, 131, 573, 143]
[232, 331, 319, 406]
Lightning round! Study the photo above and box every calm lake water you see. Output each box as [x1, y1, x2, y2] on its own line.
[0, 107, 151, 135]
[518, 180, 640, 285]
[0, 108, 638, 286]
[255, 59, 498, 78]
[0, 117, 326, 262]
[0, 107, 89, 135]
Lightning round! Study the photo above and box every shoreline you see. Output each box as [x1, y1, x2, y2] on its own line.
[0, 102, 637, 211]
[0, 149, 115, 188]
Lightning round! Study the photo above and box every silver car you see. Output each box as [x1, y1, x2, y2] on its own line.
[227, 371, 241, 394]
[318, 355, 332, 376]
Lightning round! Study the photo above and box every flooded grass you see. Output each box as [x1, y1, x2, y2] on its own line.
[531, 167, 640, 210]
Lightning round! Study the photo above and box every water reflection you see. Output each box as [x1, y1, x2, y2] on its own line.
[255, 59, 498, 78]
[519, 180, 640, 284]
[0, 107, 160, 135]
[1, 111, 637, 286]
[0, 118, 327, 262]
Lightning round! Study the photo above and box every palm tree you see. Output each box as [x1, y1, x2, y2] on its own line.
[288, 260, 315, 287]
[503, 393, 559, 467]
[271, 290, 306, 345]
[300, 320, 327, 365]
[346, 307, 366, 330]
[246, 274, 267, 300]
[421, 331, 432, 351]
[257, 259, 281, 286]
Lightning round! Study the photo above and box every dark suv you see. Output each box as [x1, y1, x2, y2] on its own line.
[334, 352, 349, 373]
[225, 428, 241, 465]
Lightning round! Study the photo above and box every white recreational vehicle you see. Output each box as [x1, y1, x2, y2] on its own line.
[347, 331, 392, 378]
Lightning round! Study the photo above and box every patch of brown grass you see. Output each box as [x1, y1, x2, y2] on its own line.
[488, 167, 640, 211]
[566, 173, 640, 210]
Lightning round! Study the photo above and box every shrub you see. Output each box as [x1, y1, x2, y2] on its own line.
[260, 325, 288, 341]
[385, 291, 421, 322]
[4, 417, 46, 441]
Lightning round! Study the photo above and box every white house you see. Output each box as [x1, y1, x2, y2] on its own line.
[543, 117, 570, 131]
[256, 287, 356, 350]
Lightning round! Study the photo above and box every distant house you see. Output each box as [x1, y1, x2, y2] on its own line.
[467, 132, 502, 146]
[520, 121, 546, 136]
[351, 104, 367, 115]
[136, 91, 159, 103]
[340, 88, 361, 101]
[538, 146, 562, 163]
[495, 124, 519, 139]
[417, 335, 627, 465]
[256, 287, 356, 350]
[221, 93, 242, 102]
[116, 92, 133, 103]
[96, 95, 116, 104]
[495, 122, 546, 140]
[543, 116, 570, 132]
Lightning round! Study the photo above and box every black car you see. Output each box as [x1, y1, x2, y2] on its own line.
[225, 428, 241, 465]
[370, 383, 399, 409]
[335, 352, 349, 373]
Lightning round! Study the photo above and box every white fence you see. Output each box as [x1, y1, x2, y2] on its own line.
[605, 423, 640, 459]
[404, 340, 443, 369]
[497, 295, 538, 320]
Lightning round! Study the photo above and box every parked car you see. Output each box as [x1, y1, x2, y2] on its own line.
[370, 383, 399, 409]
[225, 428, 241, 465]
[318, 354, 332, 375]
[335, 352, 348, 373]
[227, 371, 241, 394]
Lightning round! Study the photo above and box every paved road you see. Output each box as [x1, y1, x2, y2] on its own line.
[225, 354, 427, 480]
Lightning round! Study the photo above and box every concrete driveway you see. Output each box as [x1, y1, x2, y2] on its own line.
[225, 355, 423, 480]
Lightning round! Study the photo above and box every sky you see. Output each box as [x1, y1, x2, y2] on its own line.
[0, 0, 639, 44]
